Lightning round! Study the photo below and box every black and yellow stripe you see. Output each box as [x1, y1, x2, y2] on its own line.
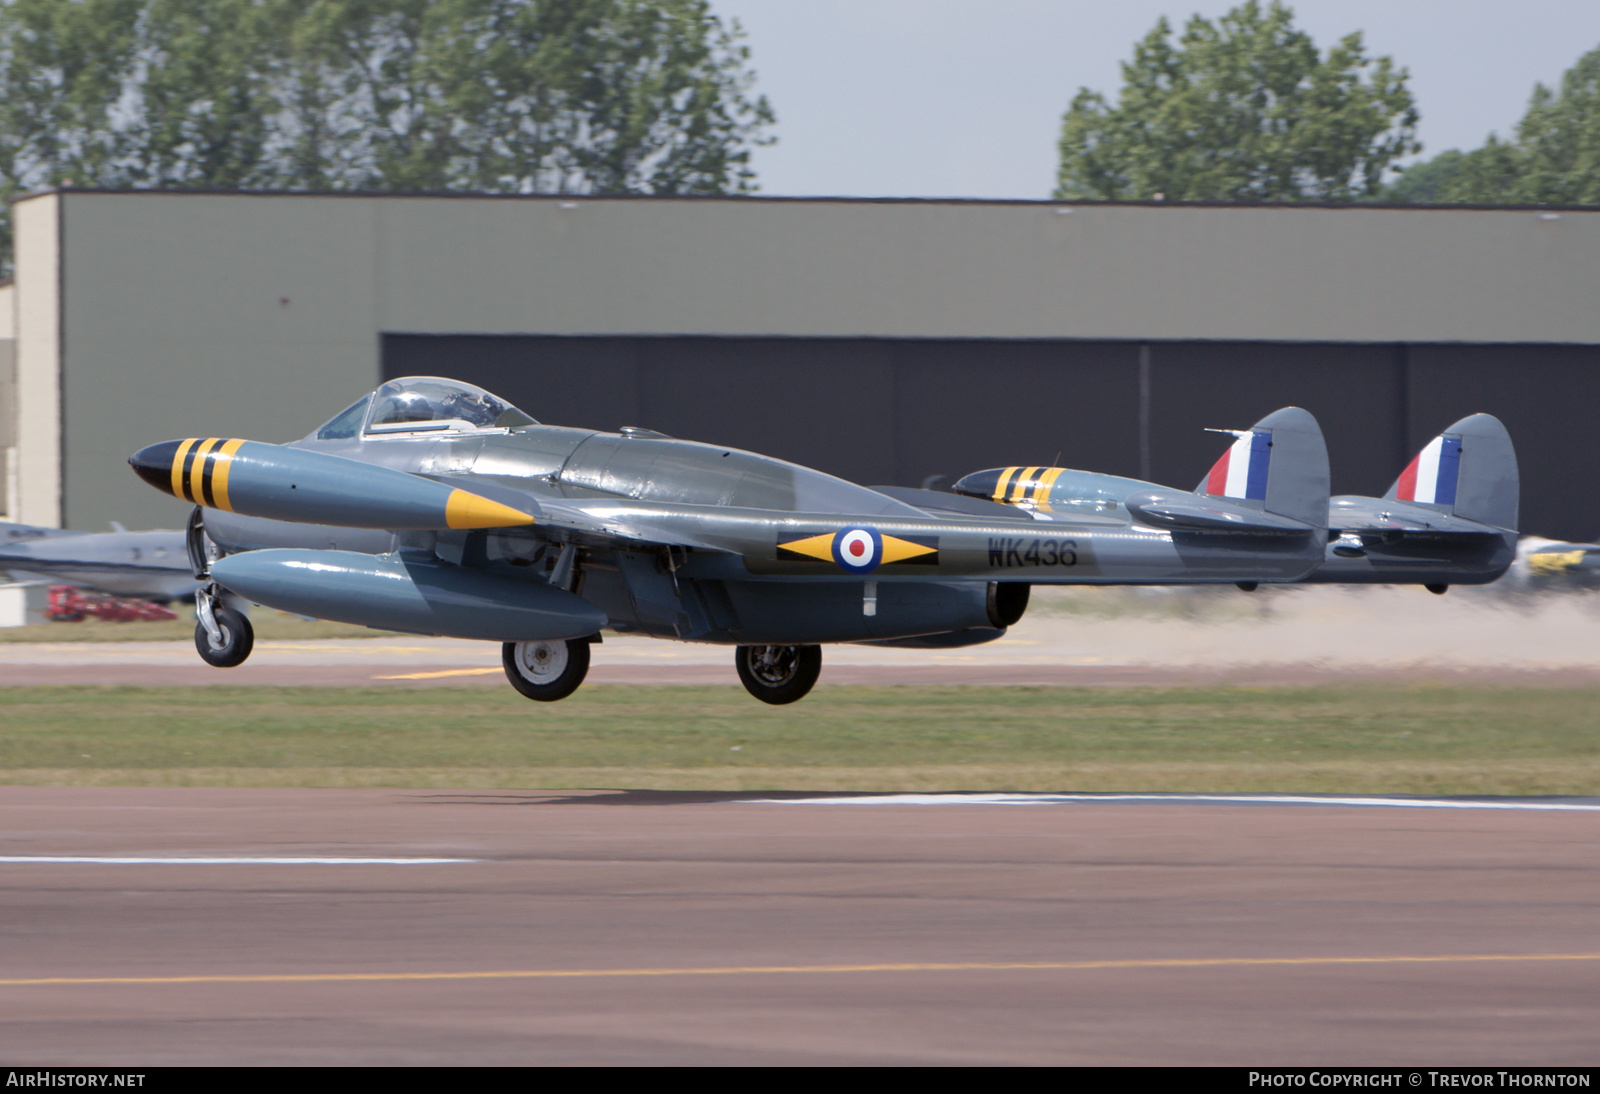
[167, 438, 197, 500]
[989, 466, 1018, 502]
[1032, 467, 1066, 511]
[190, 438, 221, 505]
[977, 465, 1067, 512]
[136, 437, 247, 510]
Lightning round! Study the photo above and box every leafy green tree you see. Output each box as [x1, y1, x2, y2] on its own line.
[131, 0, 292, 188]
[1403, 138, 1525, 204]
[1394, 43, 1600, 205]
[0, 0, 775, 274]
[1055, 1, 1418, 203]
[1514, 46, 1600, 202]
[0, 0, 138, 267]
[283, 0, 770, 194]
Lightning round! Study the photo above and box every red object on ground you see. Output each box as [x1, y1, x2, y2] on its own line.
[45, 585, 178, 623]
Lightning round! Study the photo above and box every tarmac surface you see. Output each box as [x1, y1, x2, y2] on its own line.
[4, 586, 1599, 1063]
[0, 787, 1597, 1065]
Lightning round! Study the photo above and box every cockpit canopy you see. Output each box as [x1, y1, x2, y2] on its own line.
[314, 377, 537, 440]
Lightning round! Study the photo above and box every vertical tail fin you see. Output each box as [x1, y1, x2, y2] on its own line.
[1195, 407, 1329, 530]
[1386, 414, 1518, 530]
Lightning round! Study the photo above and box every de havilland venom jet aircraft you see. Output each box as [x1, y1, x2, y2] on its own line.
[954, 414, 1519, 593]
[129, 377, 1336, 704]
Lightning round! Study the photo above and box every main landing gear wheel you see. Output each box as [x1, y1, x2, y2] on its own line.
[735, 645, 822, 705]
[503, 639, 591, 702]
[194, 605, 254, 668]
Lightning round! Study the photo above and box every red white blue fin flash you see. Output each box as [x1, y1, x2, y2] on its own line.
[1394, 434, 1462, 506]
[1204, 430, 1272, 501]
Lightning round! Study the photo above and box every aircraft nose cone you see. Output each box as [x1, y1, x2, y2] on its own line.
[129, 440, 184, 497]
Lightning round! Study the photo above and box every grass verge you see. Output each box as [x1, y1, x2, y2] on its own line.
[1, 683, 1596, 794]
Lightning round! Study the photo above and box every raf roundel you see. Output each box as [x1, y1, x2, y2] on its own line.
[832, 526, 883, 573]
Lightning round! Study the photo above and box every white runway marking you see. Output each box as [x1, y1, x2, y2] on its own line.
[0, 856, 478, 865]
[748, 792, 1600, 812]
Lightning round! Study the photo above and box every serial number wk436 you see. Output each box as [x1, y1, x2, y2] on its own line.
[988, 537, 1078, 568]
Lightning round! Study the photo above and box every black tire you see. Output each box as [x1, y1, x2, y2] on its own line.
[503, 639, 591, 702]
[194, 605, 254, 668]
[735, 645, 822, 705]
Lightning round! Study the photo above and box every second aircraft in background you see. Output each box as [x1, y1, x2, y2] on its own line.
[954, 413, 1519, 593]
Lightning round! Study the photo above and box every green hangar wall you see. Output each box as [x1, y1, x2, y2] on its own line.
[9, 189, 1600, 539]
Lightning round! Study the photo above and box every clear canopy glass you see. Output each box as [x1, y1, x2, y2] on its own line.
[360, 377, 536, 435]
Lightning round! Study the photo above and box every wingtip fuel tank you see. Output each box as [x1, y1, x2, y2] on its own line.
[129, 438, 535, 530]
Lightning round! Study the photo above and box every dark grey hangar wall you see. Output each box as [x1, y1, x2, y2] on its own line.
[12, 191, 1600, 536]
[386, 335, 1600, 540]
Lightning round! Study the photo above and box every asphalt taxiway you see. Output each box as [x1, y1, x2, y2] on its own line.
[1, 787, 1596, 1064]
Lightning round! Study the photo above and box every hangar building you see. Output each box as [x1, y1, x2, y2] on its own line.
[4, 188, 1599, 539]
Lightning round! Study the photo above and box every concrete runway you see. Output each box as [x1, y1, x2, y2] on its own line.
[1, 787, 1597, 1064]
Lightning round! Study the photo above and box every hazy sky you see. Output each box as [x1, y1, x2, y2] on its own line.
[710, 1, 1600, 199]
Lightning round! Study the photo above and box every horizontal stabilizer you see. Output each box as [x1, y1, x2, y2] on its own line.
[1125, 490, 1318, 534]
[1329, 496, 1505, 535]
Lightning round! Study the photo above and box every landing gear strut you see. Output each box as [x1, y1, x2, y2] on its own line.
[503, 638, 591, 702]
[188, 506, 254, 668]
[735, 645, 822, 705]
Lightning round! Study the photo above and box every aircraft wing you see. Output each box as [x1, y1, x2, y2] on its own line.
[0, 529, 197, 599]
[418, 475, 1328, 586]
[420, 473, 731, 552]
[2, 521, 81, 544]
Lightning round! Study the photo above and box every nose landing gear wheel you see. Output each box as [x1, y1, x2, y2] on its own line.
[503, 639, 591, 702]
[735, 644, 822, 705]
[194, 605, 254, 668]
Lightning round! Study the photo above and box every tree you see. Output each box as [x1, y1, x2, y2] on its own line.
[1384, 138, 1523, 205]
[1055, 1, 1418, 203]
[0, 0, 138, 269]
[0, 0, 775, 274]
[1514, 46, 1600, 203]
[1381, 148, 1466, 203]
[1391, 43, 1600, 205]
